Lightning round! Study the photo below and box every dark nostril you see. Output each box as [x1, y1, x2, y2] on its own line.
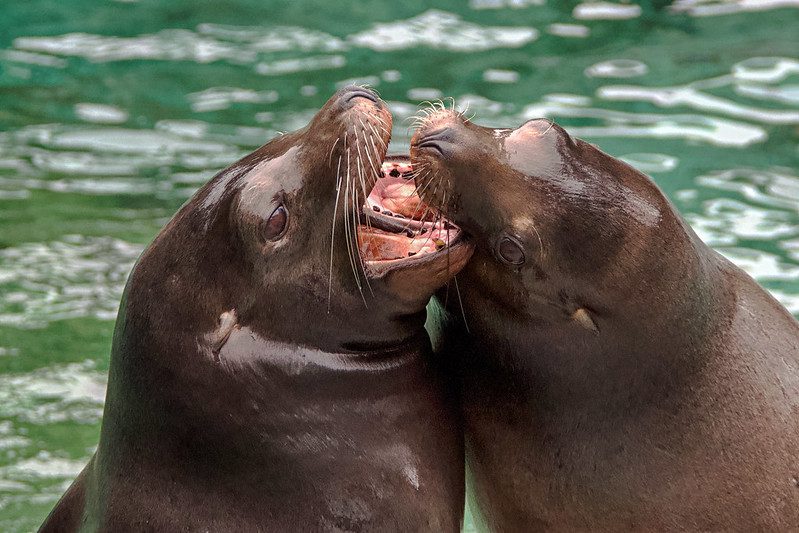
[414, 127, 455, 156]
[416, 127, 454, 144]
[342, 86, 378, 104]
[417, 139, 445, 156]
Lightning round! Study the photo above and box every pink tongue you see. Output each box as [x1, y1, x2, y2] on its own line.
[370, 180, 426, 218]
[368, 160, 432, 219]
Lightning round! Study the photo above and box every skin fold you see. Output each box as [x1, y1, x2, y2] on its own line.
[412, 110, 799, 532]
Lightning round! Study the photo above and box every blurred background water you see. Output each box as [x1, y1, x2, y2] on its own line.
[0, 0, 797, 530]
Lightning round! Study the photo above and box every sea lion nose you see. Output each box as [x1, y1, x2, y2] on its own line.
[339, 85, 379, 106]
[413, 127, 456, 156]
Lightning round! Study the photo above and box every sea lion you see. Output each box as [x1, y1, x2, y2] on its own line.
[39, 87, 473, 532]
[410, 110, 799, 531]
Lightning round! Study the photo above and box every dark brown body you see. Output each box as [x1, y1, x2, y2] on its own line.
[46, 334, 462, 531]
[413, 113, 799, 531]
[40, 88, 468, 532]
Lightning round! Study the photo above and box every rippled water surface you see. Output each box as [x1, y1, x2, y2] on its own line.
[1, 1, 798, 530]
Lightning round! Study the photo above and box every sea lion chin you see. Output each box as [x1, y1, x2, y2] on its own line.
[411, 109, 799, 531]
[39, 87, 472, 532]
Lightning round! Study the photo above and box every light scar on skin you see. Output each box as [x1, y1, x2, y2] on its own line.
[206, 309, 239, 355]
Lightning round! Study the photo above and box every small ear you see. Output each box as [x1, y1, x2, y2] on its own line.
[572, 307, 598, 334]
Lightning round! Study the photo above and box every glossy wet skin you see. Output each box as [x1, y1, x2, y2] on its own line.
[411, 111, 671, 333]
[39, 89, 471, 532]
[410, 110, 799, 530]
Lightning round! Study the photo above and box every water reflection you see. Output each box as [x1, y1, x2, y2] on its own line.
[350, 10, 539, 51]
[585, 59, 649, 78]
[523, 98, 767, 147]
[0, 236, 142, 328]
[671, 0, 799, 17]
[697, 168, 799, 212]
[573, 2, 642, 19]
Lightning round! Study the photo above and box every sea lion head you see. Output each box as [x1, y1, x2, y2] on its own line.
[410, 109, 699, 338]
[126, 87, 473, 357]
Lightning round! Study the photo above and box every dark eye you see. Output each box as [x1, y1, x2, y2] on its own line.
[262, 205, 287, 241]
[497, 236, 525, 266]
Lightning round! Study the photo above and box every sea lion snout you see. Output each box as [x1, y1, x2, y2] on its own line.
[333, 85, 383, 113]
[340, 85, 379, 105]
[410, 109, 467, 157]
[413, 127, 459, 158]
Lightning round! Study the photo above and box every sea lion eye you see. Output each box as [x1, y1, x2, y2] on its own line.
[497, 236, 525, 266]
[262, 205, 288, 240]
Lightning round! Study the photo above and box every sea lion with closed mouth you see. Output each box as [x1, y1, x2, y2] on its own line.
[39, 87, 473, 532]
[410, 109, 799, 531]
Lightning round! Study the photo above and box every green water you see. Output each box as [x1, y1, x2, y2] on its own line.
[0, 1, 797, 530]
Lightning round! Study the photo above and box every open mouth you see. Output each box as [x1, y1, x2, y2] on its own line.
[358, 155, 464, 270]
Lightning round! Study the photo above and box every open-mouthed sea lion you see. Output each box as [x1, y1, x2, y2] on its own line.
[411, 109, 799, 531]
[39, 87, 473, 532]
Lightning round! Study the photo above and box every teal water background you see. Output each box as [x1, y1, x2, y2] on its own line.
[1, 1, 798, 530]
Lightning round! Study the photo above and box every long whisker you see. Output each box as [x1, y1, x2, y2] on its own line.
[366, 122, 387, 148]
[454, 274, 470, 334]
[412, 174, 445, 252]
[328, 136, 341, 166]
[352, 151, 373, 299]
[352, 129, 376, 298]
[401, 169, 434, 222]
[541, 118, 555, 136]
[358, 121, 380, 178]
[344, 144, 366, 305]
[328, 153, 344, 313]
